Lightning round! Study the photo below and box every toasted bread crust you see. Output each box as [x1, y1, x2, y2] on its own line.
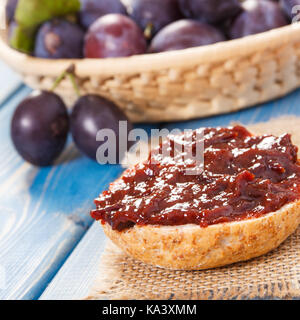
[101, 200, 300, 270]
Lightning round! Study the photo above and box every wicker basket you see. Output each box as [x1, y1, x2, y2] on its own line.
[1, 24, 300, 123]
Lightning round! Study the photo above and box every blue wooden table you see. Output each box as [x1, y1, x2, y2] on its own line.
[0, 61, 299, 300]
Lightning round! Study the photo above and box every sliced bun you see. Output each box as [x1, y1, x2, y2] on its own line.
[101, 200, 300, 270]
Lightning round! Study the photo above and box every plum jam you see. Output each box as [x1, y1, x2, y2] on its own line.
[91, 126, 300, 231]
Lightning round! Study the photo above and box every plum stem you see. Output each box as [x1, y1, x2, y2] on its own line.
[144, 22, 154, 39]
[67, 72, 80, 97]
[51, 64, 80, 97]
[51, 70, 68, 92]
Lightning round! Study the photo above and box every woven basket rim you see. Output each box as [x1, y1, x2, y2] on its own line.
[0, 23, 300, 77]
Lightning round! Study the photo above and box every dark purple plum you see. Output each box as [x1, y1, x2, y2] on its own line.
[178, 0, 242, 24]
[79, 0, 127, 29]
[70, 95, 133, 162]
[8, 20, 17, 41]
[84, 14, 147, 58]
[11, 91, 69, 167]
[229, 0, 288, 39]
[149, 19, 225, 53]
[34, 19, 85, 59]
[125, 0, 183, 38]
[280, 0, 300, 21]
[5, 0, 18, 24]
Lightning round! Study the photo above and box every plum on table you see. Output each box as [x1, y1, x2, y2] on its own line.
[11, 91, 69, 166]
[70, 95, 133, 162]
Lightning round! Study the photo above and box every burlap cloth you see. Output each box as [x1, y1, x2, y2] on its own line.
[86, 117, 300, 300]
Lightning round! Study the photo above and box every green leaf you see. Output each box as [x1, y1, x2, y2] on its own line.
[10, 0, 81, 54]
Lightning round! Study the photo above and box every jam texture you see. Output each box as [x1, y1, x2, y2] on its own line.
[91, 126, 300, 231]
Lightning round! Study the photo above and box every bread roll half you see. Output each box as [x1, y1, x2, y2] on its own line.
[101, 200, 300, 270]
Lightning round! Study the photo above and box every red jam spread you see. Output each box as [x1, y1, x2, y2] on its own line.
[91, 126, 300, 231]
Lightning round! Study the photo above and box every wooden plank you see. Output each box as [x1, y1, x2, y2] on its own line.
[40, 222, 106, 300]
[0, 85, 157, 299]
[41, 88, 300, 300]
[0, 61, 22, 105]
